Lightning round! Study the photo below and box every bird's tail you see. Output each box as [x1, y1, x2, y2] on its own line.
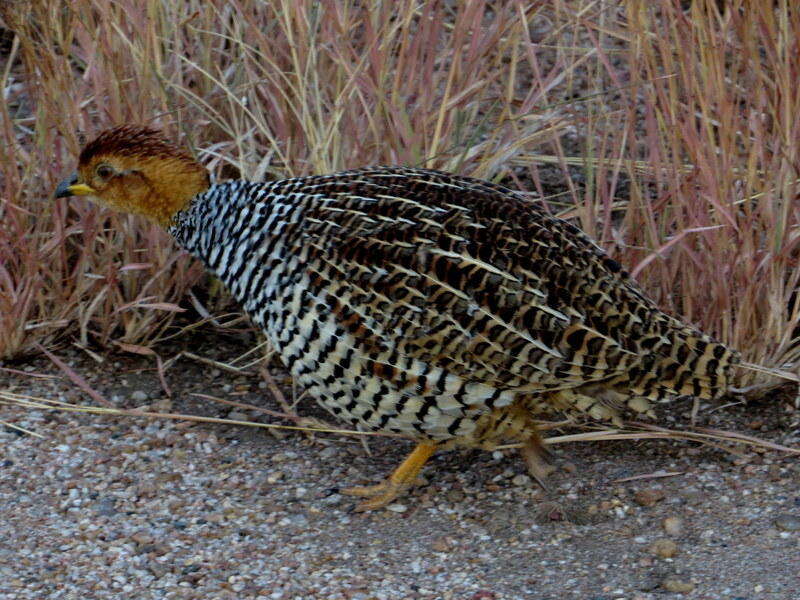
[619, 326, 740, 401]
[548, 322, 740, 425]
[547, 316, 797, 425]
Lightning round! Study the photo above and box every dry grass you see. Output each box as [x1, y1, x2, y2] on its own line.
[3, 387, 798, 457]
[1, 0, 798, 390]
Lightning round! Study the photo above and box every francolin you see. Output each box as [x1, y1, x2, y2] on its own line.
[55, 126, 739, 511]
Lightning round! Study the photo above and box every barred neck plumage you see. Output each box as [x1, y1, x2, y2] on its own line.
[168, 179, 308, 313]
[170, 179, 285, 263]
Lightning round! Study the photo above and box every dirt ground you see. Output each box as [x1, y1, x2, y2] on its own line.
[1, 335, 798, 600]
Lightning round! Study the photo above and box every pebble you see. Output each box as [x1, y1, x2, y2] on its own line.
[130, 390, 149, 402]
[431, 537, 452, 552]
[511, 474, 531, 487]
[94, 497, 118, 516]
[649, 538, 678, 558]
[319, 446, 338, 459]
[661, 578, 695, 593]
[446, 489, 465, 503]
[152, 398, 172, 412]
[386, 503, 407, 513]
[266, 471, 285, 483]
[634, 488, 665, 507]
[774, 514, 800, 532]
[662, 516, 684, 536]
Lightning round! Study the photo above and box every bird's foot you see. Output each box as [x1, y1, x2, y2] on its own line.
[520, 433, 557, 490]
[340, 442, 436, 512]
[340, 477, 426, 511]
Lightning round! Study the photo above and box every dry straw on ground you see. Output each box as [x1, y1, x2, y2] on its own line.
[1, 1, 798, 388]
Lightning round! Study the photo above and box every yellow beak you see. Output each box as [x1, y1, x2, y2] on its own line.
[54, 173, 96, 198]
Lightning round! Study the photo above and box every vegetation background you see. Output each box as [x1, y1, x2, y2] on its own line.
[1, 0, 798, 385]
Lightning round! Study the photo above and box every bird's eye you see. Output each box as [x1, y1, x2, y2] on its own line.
[96, 164, 114, 179]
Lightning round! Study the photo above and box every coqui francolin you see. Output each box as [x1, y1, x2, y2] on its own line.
[55, 125, 741, 512]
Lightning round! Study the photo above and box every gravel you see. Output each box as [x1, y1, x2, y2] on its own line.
[1, 339, 799, 599]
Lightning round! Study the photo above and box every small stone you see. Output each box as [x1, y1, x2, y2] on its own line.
[152, 398, 172, 412]
[227, 411, 249, 421]
[431, 537, 452, 552]
[266, 471, 285, 483]
[662, 516, 684, 536]
[650, 538, 678, 558]
[446, 489, 465, 503]
[386, 503, 407, 513]
[634, 488, 665, 507]
[131, 531, 154, 546]
[511, 474, 531, 487]
[661, 578, 695, 593]
[94, 497, 117, 516]
[774, 514, 800, 532]
[319, 446, 337, 459]
[148, 562, 170, 578]
[131, 390, 149, 402]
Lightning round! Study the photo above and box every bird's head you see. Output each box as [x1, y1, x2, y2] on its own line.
[55, 125, 211, 227]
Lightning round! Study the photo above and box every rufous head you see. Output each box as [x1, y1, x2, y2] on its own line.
[55, 125, 210, 227]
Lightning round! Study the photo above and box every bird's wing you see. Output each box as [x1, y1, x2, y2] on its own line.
[280, 166, 651, 402]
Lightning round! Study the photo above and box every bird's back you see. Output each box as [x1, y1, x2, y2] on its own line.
[171, 166, 738, 438]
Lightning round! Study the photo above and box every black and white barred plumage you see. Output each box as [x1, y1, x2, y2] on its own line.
[170, 166, 739, 447]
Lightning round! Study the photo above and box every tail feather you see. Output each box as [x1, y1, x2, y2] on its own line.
[609, 323, 740, 402]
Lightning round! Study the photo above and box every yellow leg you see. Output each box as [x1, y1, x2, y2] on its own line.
[341, 442, 437, 512]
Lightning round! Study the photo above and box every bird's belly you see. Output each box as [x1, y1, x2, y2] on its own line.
[246, 287, 518, 441]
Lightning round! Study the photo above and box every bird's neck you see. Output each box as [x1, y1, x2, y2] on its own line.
[145, 160, 211, 227]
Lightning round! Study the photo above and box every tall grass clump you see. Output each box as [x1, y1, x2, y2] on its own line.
[618, 0, 799, 376]
[0, 0, 797, 385]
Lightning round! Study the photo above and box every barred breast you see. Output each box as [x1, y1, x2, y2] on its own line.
[170, 166, 738, 445]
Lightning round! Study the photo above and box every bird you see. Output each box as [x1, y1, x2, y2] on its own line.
[55, 125, 740, 511]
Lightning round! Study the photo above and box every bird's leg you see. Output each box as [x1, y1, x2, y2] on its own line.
[521, 428, 591, 525]
[341, 442, 436, 512]
[520, 430, 556, 490]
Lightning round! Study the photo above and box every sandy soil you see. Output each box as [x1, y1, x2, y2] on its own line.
[1, 336, 798, 600]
